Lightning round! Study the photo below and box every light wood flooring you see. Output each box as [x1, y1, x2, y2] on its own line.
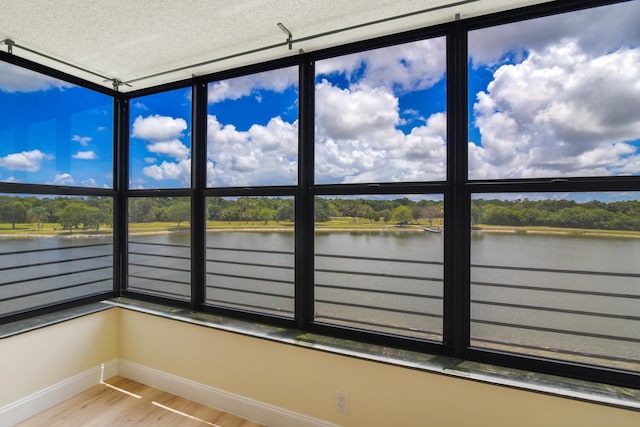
[16, 376, 265, 427]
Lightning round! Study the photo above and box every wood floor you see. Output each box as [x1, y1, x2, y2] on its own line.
[16, 376, 265, 427]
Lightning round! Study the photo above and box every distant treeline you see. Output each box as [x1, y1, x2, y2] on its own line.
[0, 196, 112, 231]
[473, 198, 640, 231]
[2, 196, 639, 232]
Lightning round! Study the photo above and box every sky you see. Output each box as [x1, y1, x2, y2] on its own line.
[1, 1, 639, 192]
[0, 63, 113, 187]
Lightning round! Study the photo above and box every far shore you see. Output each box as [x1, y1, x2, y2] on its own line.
[1, 222, 640, 239]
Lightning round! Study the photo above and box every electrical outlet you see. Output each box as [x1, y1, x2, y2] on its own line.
[336, 391, 348, 412]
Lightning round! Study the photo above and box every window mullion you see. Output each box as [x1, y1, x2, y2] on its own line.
[444, 20, 470, 356]
[296, 56, 315, 329]
[191, 81, 208, 309]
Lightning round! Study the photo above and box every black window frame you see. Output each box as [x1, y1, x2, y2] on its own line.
[0, 53, 119, 322]
[1, 0, 638, 390]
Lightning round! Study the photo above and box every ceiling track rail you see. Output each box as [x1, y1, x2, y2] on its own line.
[1, 38, 125, 91]
[1, 0, 479, 90]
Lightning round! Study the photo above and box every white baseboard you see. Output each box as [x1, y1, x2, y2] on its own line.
[118, 359, 340, 427]
[0, 359, 118, 427]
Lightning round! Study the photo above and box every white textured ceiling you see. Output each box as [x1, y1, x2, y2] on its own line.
[1, 0, 551, 92]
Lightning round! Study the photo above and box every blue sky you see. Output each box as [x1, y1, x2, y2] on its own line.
[0, 64, 113, 187]
[1, 1, 639, 191]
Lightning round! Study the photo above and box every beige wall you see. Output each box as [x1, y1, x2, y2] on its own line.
[117, 309, 639, 427]
[0, 309, 118, 407]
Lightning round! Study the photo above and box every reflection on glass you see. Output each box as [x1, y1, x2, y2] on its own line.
[129, 88, 192, 189]
[207, 67, 299, 187]
[0, 194, 113, 317]
[0, 62, 113, 187]
[315, 37, 447, 184]
[314, 195, 444, 340]
[470, 192, 640, 371]
[205, 196, 294, 317]
[128, 197, 191, 300]
[468, 1, 640, 179]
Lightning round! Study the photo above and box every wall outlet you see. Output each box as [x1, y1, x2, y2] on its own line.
[336, 391, 348, 412]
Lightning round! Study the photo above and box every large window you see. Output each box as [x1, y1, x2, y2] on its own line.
[0, 62, 113, 187]
[204, 68, 298, 317]
[468, 1, 640, 180]
[466, 0, 640, 382]
[0, 194, 113, 317]
[470, 193, 640, 372]
[315, 38, 447, 184]
[127, 197, 191, 301]
[207, 67, 298, 187]
[127, 88, 193, 301]
[313, 38, 447, 341]
[205, 196, 295, 317]
[129, 88, 192, 189]
[0, 62, 114, 319]
[4, 0, 639, 391]
[314, 195, 444, 340]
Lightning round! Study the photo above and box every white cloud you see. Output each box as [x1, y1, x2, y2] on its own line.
[0, 149, 52, 172]
[146, 140, 190, 160]
[315, 80, 401, 142]
[316, 38, 446, 93]
[469, 42, 640, 179]
[71, 135, 93, 147]
[81, 178, 97, 187]
[72, 151, 97, 160]
[207, 114, 298, 186]
[0, 62, 73, 93]
[131, 115, 187, 141]
[53, 173, 74, 185]
[72, 135, 92, 146]
[208, 66, 298, 104]
[314, 81, 446, 184]
[144, 157, 157, 164]
[469, 1, 640, 67]
[143, 159, 191, 185]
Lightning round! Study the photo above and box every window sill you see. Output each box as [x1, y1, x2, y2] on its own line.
[0, 302, 112, 340]
[105, 297, 640, 413]
[2, 298, 638, 413]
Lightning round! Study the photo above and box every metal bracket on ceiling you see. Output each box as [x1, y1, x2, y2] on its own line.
[277, 23, 293, 50]
[2, 39, 15, 54]
[109, 79, 132, 92]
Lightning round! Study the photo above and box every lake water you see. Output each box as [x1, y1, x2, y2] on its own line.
[3, 230, 639, 371]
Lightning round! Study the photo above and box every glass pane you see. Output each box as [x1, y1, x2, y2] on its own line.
[205, 197, 294, 317]
[315, 37, 446, 184]
[470, 192, 640, 371]
[128, 197, 191, 300]
[0, 62, 113, 187]
[129, 88, 192, 188]
[0, 194, 113, 317]
[314, 195, 444, 340]
[207, 67, 298, 187]
[468, 1, 640, 179]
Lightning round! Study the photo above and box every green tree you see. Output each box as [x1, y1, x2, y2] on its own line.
[275, 200, 294, 222]
[392, 205, 413, 225]
[220, 206, 240, 223]
[379, 209, 392, 223]
[84, 207, 109, 231]
[27, 206, 49, 231]
[58, 203, 89, 231]
[4, 201, 27, 229]
[164, 202, 190, 227]
[255, 207, 276, 225]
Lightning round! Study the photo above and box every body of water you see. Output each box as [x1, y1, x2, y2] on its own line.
[3, 230, 639, 371]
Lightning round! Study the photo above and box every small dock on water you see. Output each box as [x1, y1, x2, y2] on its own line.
[417, 226, 442, 233]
